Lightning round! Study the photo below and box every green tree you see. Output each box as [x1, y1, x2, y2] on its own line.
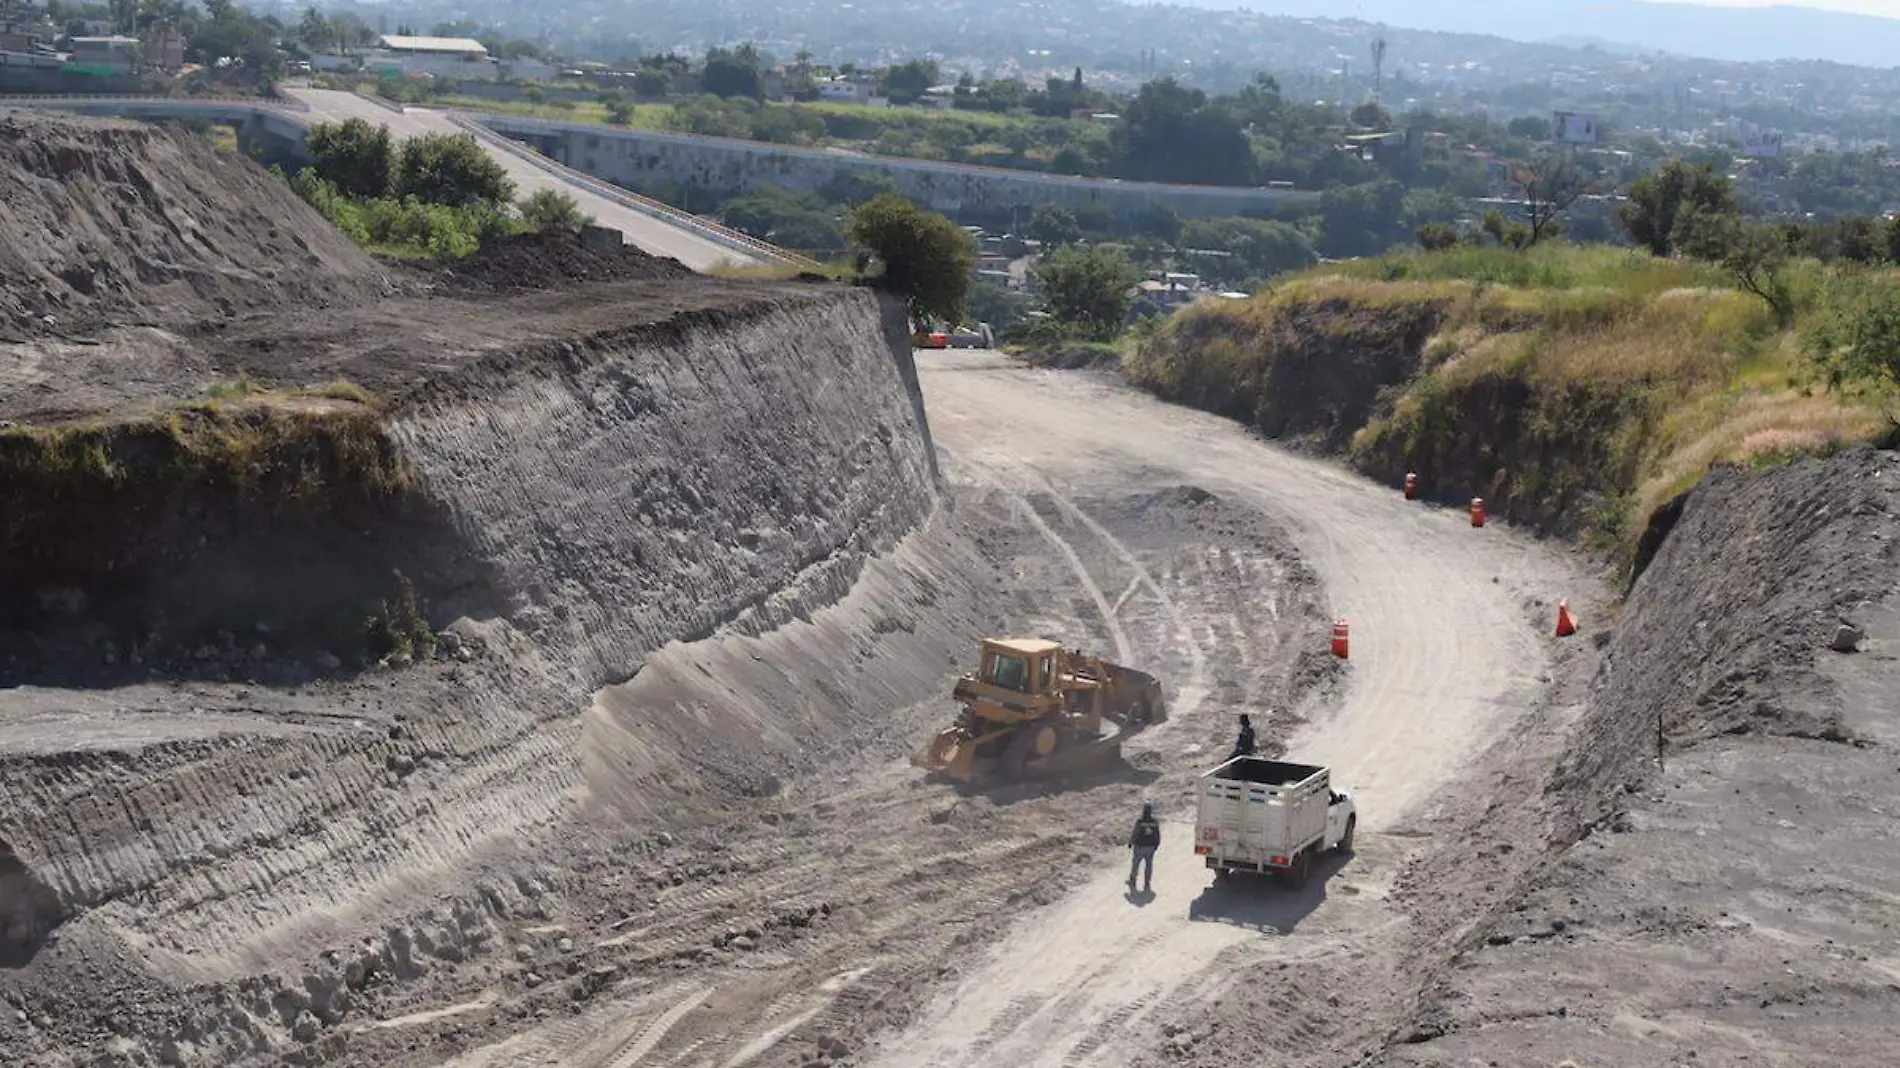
[1134, 205, 1183, 245]
[1318, 180, 1405, 258]
[1349, 99, 1393, 131]
[703, 44, 764, 100]
[1114, 77, 1254, 187]
[1482, 208, 1532, 250]
[1416, 222, 1460, 251]
[1035, 245, 1139, 338]
[1179, 217, 1315, 277]
[1724, 223, 1796, 329]
[1512, 154, 1587, 245]
[846, 194, 975, 327]
[395, 134, 515, 206]
[720, 187, 842, 251]
[1620, 159, 1736, 257]
[1028, 205, 1083, 247]
[632, 68, 671, 99]
[518, 188, 592, 232]
[1804, 277, 1900, 415]
[880, 59, 940, 104]
[1834, 215, 1885, 265]
[304, 118, 395, 198]
[1506, 115, 1551, 140]
[967, 279, 1032, 332]
[296, 5, 332, 50]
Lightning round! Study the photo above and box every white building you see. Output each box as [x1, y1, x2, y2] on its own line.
[816, 77, 868, 102]
[369, 34, 495, 80]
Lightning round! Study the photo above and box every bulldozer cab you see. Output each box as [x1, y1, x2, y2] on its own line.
[979, 638, 1059, 695]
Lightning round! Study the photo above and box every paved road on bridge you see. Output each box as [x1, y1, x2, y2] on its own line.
[286, 88, 766, 273]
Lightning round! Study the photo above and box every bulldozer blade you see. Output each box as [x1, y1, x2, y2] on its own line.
[913, 728, 981, 783]
[1036, 736, 1124, 776]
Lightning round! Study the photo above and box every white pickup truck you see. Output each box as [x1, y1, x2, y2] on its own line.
[1193, 756, 1357, 889]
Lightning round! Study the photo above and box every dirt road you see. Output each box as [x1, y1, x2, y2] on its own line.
[859, 353, 1586, 1068]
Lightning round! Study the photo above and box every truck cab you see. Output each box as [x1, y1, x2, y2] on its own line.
[1194, 756, 1357, 889]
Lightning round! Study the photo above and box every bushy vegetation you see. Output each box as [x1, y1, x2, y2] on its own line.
[1129, 241, 1891, 565]
[287, 168, 516, 260]
[517, 188, 594, 232]
[284, 119, 561, 260]
[845, 194, 975, 326]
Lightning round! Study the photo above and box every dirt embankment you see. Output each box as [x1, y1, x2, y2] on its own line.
[1126, 276, 1886, 559]
[1121, 448, 1900, 1067]
[0, 201, 957, 1067]
[1364, 447, 1900, 1068]
[0, 109, 397, 340]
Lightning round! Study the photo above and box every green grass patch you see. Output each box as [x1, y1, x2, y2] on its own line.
[0, 384, 408, 503]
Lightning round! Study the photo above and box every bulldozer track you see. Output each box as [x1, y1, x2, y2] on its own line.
[596, 985, 715, 1068]
[1060, 986, 1162, 1065]
[956, 457, 1132, 663]
[606, 999, 707, 1066]
[1020, 467, 1210, 725]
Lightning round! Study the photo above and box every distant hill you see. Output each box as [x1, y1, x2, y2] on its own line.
[1163, 0, 1900, 67]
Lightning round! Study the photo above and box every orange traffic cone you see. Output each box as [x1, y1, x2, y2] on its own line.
[1330, 619, 1350, 659]
[1403, 472, 1419, 500]
[1470, 497, 1486, 528]
[1555, 600, 1578, 638]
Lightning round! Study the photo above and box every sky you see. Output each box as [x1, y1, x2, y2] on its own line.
[1663, 0, 1900, 13]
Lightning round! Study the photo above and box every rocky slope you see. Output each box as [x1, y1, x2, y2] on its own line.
[0, 257, 957, 1064]
[0, 109, 395, 340]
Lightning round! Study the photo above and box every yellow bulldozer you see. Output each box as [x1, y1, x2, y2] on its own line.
[912, 637, 1167, 785]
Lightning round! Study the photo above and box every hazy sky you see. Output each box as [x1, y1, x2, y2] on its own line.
[1668, 0, 1900, 14]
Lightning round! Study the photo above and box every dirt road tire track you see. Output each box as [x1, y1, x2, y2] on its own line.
[858, 353, 1592, 1068]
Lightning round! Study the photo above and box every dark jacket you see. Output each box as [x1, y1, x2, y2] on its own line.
[1130, 812, 1161, 850]
[1234, 723, 1257, 756]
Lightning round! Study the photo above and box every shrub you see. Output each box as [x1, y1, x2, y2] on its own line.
[395, 133, 516, 207]
[304, 117, 395, 198]
[519, 188, 594, 232]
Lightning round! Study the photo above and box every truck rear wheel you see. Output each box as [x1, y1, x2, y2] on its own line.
[1286, 848, 1311, 891]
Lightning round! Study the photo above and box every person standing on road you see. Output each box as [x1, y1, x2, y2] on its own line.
[1128, 801, 1161, 892]
[1231, 714, 1257, 760]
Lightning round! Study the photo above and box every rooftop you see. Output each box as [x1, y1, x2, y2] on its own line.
[988, 637, 1062, 655]
[377, 34, 488, 56]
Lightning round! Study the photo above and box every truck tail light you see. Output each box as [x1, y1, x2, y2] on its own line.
[1194, 845, 1210, 855]
[1270, 855, 1288, 866]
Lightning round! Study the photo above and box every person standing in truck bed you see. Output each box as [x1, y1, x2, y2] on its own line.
[1128, 801, 1161, 893]
[1231, 714, 1257, 761]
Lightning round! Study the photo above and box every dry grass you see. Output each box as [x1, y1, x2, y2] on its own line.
[1134, 245, 1889, 561]
[706, 259, 855, 283]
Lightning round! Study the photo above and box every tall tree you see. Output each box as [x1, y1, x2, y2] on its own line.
[1035, 245, 1139, 338]
[702, 44, 764, 100]
[846, 194, 975, 327]
[1513, 154, 1588, 245]
[395, 133, 515, 206]
[1620, 159, 1736, 258]
[304, 118, 395, 198]
[1114, 77, 1253, 187]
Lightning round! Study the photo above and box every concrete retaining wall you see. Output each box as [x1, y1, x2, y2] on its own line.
[472, 113, 1320, 223]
